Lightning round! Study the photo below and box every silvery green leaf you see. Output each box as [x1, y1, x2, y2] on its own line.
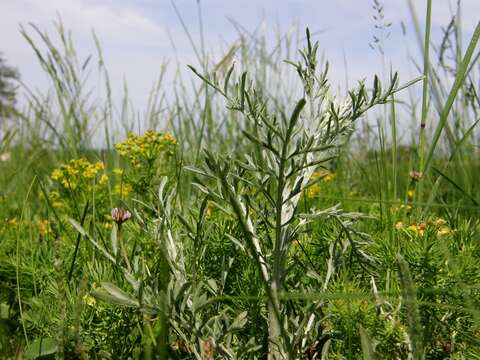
[24, 338, 57, 359]
[321, 339, 332, 360]
[226, 234, 246, 252]
[360, 326, 377, 360]
[206, 279, 218, 295]
[158, 176, 168, 200]
[228, 311, 248, 331]
[69, 218, 116, 264]
[110, 223, 118, 257]
[124, 271, 140, 292]
[93, 283, 139, 307]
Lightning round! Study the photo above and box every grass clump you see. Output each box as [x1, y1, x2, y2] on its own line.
[1, 2, 480, 359]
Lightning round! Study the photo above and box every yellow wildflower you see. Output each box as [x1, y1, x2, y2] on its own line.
[306, 183, 321, 198]
[407, 190, 415, 200]
[83, 166, 98, 179]
[407, 223, 425, 236]
[49, 191, 63, 208]
[114, 130, 176, 166]
[437, 226, 451, 236]
[37, 220, 52, 236]
[324, 172, 336, 182]
[305, 170, 336, 198]
[51, 158, 108, 193]
[292, 239, 305, 248]
[61, 178, 78, 191]
[99, 174, 109, 185]
[161, 133, 176, 144]
[103, 214, 114, 229]
[114, 183, 133, 197]
[83, 294, 96, 306]
[113, 168, 124, 176]
[66, 165, 79, 176]
[205, 204, 213, 219]
[51, 168, 63, 181]
[49, 191, 61, 201]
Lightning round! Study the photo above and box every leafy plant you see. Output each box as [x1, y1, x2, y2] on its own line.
[187, 29, 421, 359]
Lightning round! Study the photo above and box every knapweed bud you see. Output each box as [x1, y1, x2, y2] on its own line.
[409, 170, 422, 181]
[110, 208, 131, 224]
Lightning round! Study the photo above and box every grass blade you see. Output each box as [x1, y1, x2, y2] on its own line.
[424, 21, 480, 172]
[397, 255, 424, 360]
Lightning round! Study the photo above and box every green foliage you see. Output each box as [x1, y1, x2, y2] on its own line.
[0, 52, 19, 117]
[1, 2, 480, 359]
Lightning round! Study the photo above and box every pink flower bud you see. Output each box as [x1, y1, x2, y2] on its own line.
[110, 208, 131, 224]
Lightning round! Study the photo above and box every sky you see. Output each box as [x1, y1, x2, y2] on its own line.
[0, 0, 479, 111]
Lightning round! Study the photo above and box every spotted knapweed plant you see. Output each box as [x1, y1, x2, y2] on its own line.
[187, 29, 420, 359]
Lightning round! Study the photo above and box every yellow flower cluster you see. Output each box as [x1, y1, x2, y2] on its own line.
[306, 170, 336, 198]
[395, 217, 452, 237]
[51, 158, 106, 191]
[83, 293, 97, 306]
[0, 217, 18, 234]
[114, 130, 176, 167]
[392, 203, 413, 215]
[0, 217, 52, 236]
[324, 172, 336, 182]
[49, 191, 63, 208]
[114, 183, 133, 198]
[37, 219, 52, 236]
[99, 174, 109, 185]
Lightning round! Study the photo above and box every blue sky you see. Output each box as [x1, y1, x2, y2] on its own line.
[1, 0, 479, 110]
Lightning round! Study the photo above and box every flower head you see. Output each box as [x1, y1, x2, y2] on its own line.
[407, 190, 415, 200]
[37, 219, 52, 236]
[324, 172, 336, 182]
[409, 170, 423, 181]
[110, 208, 132, 224]
[437, 226, 451, 236]
[83, 293, 96, 306]
[99, 174, 109, 185]
[114, 183, 133, 197]
[114, 130, 177, 166]
[407, 223, 425, 236]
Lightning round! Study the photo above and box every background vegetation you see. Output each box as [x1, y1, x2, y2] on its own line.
[0, 1, 479, 359]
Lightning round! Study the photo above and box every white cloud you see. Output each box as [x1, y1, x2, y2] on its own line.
[0, 0, 477, 114]
[0, 0, 170, 107]
[1, 0, 167, 48]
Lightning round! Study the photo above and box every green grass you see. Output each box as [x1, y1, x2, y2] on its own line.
[1, 2, 480, 359]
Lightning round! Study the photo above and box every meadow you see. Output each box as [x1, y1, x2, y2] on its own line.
[1, 1, 480, 359]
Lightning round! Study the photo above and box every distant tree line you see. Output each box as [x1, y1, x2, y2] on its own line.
[0, 52, 19, 117]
